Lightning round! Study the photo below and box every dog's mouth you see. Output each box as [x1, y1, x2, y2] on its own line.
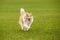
[25, 18, 31, 22]
[28, 18, 31, 21]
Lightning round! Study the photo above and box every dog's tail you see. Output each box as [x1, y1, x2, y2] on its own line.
[20, 8, 26, 14]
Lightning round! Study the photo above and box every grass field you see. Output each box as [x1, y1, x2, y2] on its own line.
[0, 0, 60, 40]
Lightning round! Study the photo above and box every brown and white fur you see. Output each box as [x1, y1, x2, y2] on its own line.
[19, 8, 33, 31]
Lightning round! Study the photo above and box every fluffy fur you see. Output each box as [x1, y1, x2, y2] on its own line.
[19, 8, 33, 31]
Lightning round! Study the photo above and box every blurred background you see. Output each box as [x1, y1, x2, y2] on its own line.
[0, 0, 60, 40]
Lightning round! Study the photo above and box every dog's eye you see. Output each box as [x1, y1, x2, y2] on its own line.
[26, 14, 29, 17]
[25, 19, 27, 21]
[26, 14, 28, 16]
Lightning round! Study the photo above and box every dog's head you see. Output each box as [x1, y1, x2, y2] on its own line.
[25, 12, 33, 21]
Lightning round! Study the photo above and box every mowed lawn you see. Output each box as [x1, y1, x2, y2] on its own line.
[0, 0, 60, 40]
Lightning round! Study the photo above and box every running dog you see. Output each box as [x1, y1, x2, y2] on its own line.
[19, 8, 33, 31]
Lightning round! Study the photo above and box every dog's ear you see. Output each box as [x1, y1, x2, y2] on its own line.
[26, 12, 32, 16]
[27, 12, 29, 14]
[30, 13, 32, 16]
[26, 12, 29, 16]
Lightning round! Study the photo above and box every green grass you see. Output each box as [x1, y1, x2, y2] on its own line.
[0, 0, 60, 40]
